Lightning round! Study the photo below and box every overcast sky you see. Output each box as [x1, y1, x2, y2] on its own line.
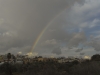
[0, 0, 100, 57]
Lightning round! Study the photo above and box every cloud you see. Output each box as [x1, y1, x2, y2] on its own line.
[0, 0, 100, 57]
[26, 52, 38, 57]
[18, 52, 22, 54]
[66, 0, 100, 32]
[67, 32, 86, 48]
[80, 19, 100, 29]
[52, 47, 62, 55]
[41, 39, 57, 46]
[84, 56, 91, 59]
[75, 48, 83, 52]
[80, 52, 85, 55]
[86, 38, 100, 51]
[3, 45, 32, 55]
[0, 0, 85, 54]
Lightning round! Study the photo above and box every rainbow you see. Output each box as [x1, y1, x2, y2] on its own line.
[30, 10, 65, 53]
[30, 22, 50, 52]
[30, 0, 80, 53]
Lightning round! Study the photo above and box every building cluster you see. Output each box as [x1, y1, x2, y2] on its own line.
[0, 53, 89, 65]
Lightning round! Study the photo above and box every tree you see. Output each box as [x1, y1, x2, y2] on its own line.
[91, 54, 100, 61]
[7, 53, 11, 61]
[72, 60, 79, 65]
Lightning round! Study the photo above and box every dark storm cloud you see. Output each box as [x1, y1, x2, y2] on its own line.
[86, 38, 100, 51]
[75, 48, 83, 52]
[52, 47, 62, 55]
[80, 52, 85, 55]
[67, 32, 86, 48]
[0, 0, 85, 54]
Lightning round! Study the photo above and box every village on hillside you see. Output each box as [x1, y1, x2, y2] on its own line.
[0, 53, 100, 75]
[0, 53, 91, 65]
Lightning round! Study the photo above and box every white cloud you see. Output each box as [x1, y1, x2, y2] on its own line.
[26, 52, 38, 57]
[66, 0, 100, 30]
[84, 56, 91, 59]
[18, 52, 22, 54]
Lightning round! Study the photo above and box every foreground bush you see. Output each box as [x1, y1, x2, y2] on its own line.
[70, 61, 100, 75]
[0, 60, 100, 75]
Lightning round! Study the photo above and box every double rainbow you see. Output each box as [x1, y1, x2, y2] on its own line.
[30, 0, 80, 53]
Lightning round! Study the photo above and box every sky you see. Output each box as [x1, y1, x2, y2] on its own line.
[0, 0, 100, 58]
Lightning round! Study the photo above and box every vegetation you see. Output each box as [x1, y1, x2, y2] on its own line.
[0, 54, 100, 75]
